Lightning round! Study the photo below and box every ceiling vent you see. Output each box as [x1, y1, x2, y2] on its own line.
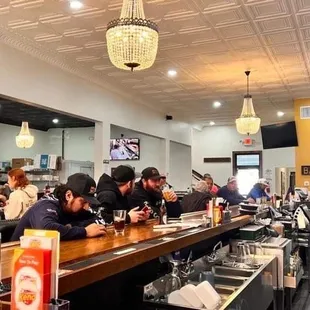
[300, 106, 310, 119]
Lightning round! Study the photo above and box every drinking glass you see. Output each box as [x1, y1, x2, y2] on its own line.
[164, 264, 182, 296]
[162, 189, 173, 202]
[113, 210, 127, 235]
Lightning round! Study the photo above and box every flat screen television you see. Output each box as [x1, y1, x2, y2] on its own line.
[261, 121, 298, 149]
[110, 138, 140, 160]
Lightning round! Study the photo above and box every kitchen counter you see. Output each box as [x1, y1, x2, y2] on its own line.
[0, 215, 251, 299]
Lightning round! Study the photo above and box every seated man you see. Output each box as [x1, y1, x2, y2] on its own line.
[11, 173, 106, 241]
[247, 178, 271, 202]
[182, 181, 213, 213]
[217, 176, 247, 205]
[96, 165, 149, 224]
[129, 167, 182, 219]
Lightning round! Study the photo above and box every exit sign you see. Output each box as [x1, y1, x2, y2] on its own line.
[302, 166, 310, 175]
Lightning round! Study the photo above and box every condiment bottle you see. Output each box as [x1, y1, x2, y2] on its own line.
[159, 199, 167, 225]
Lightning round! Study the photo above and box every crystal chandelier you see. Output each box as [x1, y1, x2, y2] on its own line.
[106, 0, 159, 71]
[16, 122, 34, 148]
[236, 71, 261, 135]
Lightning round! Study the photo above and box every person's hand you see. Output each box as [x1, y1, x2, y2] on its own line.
[128, 207, 145, 223]
[247, 198, 255, 204]
[85, 223, 107, 238]
[164, 191, 178, 202]
[0, 195, 6, 202]
[140, 209, 151, 221]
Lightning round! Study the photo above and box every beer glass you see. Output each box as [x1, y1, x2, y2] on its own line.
[113, 210, 126, 235]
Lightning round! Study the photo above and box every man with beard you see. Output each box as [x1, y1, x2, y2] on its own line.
[129, 167, 182, 219]
[96, 165, 150, 224]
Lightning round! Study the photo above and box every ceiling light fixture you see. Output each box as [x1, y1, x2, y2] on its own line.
[106, 0, 159, 71]
[69, 0, 83, 9]
[213, 101, 221, 108]
[168, 70, 177, 77]
[16, 122, 34, 149]
[277, 111, 284, 117]
[53, 119, 59, 124]
[210, 121, 215, 126]
[236, 71, 261, 135]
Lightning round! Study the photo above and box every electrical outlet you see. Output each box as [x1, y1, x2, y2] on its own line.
[304, 181, 310, 187]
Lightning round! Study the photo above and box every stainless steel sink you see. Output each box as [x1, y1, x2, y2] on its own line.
[214, 266, 255, 278]
[214, 276, 246, 288]
[144, 255, 276, 310]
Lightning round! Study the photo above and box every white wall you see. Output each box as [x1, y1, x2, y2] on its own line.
[0, 123, 48, 161]
[1, 123, 187, 185]
[47, 128, 95, 162]
[0, 124, 95, 162]
[0, 42, 192, 146]
[169, 141, 192, 191]
[192, 126, 295, 191]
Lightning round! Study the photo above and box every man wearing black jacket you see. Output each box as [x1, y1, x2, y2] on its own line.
[129, 167, 182, 218]
[96, 165, 149, 224]
[11, 173, 106, 241]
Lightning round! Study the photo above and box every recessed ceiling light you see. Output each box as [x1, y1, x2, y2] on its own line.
[210, 121, 215, 126]
[70, 0, 83, 9]
[53, 119, 59, 124]
[167, 69, 177, 77]
[213, 101, 222, 108]
[277, 111, 284, 117]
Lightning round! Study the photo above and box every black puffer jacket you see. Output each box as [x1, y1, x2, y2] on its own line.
[128, 181, 182, 219]
[96, 174, 131, 224]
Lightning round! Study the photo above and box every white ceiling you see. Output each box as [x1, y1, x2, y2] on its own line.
[1, 0, 309, 126]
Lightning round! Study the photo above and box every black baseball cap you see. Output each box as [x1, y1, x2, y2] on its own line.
[112, 165, 141, 183]
[141, 167, 161, 180]
[66, 173, 99, 206]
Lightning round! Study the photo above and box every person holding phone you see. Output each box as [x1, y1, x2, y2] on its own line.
[129, 167, 182, 219]
[96, 165, 150, 224]
[11, 173, 106, 241]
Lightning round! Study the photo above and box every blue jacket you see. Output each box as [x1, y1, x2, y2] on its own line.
[217, 185, 245, 206]
[247, 184, 270, 201]
[11, 195, 99, 241]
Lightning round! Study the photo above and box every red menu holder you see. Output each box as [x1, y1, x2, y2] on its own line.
[9, 230, 66, 310]
[11, 248, 52, 309]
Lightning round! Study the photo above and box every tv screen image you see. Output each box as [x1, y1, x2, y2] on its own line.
[261, 121, 298, 149]
[110, 138, 140, 160]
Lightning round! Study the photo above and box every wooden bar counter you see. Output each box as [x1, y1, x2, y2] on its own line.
[0, 215, 250, 297]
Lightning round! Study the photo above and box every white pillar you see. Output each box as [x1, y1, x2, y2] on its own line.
[159, 138, 170, 177]
[94, 121, 110, 182]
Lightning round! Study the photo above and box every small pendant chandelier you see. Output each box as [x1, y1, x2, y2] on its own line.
[16, 122, 34, 148]
[236, 71, 261, 135]
[106, 0, 159, 71]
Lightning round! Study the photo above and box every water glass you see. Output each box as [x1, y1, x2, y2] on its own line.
[113, 210, 126, 235]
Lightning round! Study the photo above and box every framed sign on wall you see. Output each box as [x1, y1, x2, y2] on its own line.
[301, 166, 310, 175]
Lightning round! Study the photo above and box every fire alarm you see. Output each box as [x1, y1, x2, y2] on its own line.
[242, 137, 253, 146]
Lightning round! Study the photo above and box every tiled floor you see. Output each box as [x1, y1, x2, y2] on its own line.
[293, 280, 310, 310]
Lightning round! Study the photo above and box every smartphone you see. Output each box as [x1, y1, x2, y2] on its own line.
[142, 206, 149, 213]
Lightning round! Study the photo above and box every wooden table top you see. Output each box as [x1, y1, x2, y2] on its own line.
[0, 215, 251, 297]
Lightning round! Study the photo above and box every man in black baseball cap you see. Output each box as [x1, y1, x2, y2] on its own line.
[96, 165, 149, 224]
[12, 173, 106, 242]
[129, 167, 182, 219]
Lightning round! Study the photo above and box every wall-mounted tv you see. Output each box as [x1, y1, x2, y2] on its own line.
[110, 138, 140, 160]
[261, 121, 298, 149]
